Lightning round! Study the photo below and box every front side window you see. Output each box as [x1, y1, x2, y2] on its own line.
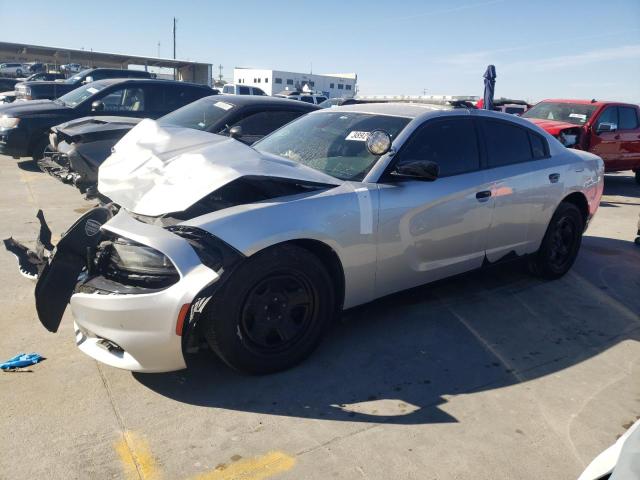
[618, 107, 639, 130]
[398, 118, 480, 177]
[254, 112, 410, 181]
[99, 87, 145, 112]
[596, 107, 617, 130]
[231, 110, 303, 136]
[222, 85, 234, 94]
[238, 86, 251, 95]
[522, 102, 597, 125]
[159, 97, 234, 131]
[483, 120, 532, 167]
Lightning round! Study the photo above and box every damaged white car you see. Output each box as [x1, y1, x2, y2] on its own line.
[5, 103, 604, 373]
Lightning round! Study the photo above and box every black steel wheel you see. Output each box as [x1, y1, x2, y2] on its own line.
[204, 244, 335, 374]
[528, 202, 584, 279]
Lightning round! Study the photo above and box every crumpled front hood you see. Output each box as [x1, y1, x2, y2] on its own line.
[526, 118, 584, 135]
[53, 116, 142, 144]
[98, 119, 341, 217]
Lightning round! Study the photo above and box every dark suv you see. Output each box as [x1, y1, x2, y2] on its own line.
[14, 68, 154, 101]
[0, 78, 215, 159]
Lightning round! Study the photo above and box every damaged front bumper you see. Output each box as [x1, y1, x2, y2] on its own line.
[7, 208, 224, 372]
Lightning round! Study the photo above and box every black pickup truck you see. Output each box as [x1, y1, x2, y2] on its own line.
[0, 78, 215, 160]
[14, 68, 153, 101]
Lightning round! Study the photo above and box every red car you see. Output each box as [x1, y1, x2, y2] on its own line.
[522, 99, 640, 184]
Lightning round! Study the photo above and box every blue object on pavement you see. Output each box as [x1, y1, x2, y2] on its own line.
[0, 353, 44, 370]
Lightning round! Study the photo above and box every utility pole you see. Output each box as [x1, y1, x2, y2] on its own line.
[157, 41, 161, 58]
[218, 64, 223, 82]
[172, 17, 177, 80]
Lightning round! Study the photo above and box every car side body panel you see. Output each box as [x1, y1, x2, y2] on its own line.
[183, 182, 379, 309]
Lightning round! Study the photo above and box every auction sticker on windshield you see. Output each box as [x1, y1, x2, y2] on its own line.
[569, 113, 587, 121]
[346, 131, 370, 141]
[214, 101, 233, 111]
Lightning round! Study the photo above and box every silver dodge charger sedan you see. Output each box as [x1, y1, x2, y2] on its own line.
[22, 103, 604, 373]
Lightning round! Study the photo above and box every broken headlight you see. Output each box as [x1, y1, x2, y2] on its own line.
[109, 238, 177, 275]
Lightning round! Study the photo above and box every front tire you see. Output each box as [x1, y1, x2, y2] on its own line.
[203, 244, 335, 374]
[31, 136, 51, 161]
[528, 202, 584, 279]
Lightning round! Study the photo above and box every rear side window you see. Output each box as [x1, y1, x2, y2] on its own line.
[238, 86, 250, 95]
[618, 107, 639, 130]
[315, 97, 327, 104]
[483, 119, 532, 167]
[300, 96, 314, 103]
[398, 118, 480, 177]
[232, 110, 304, 136]
[529, 132, 548, 159]
[222, 85, 234, 94]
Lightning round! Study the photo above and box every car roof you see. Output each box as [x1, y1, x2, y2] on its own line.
[215, 94, 319, 109]
[87, 78, 211, 88]
[318, 102, 454, 118]
[537, 99, 636, 107]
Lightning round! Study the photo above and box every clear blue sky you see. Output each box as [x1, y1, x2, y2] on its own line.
[1, 0, 639, 102]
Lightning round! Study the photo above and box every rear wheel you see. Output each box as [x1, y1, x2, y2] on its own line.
[203, 244, 335, 374]
[528, 202, 584, 279]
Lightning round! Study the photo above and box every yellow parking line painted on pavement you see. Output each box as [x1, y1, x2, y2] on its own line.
[115, 430, 162, 480]
[190, 451, 296, 480]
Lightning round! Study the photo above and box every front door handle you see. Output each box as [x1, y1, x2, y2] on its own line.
[476, 190, 492, 201]
[549, 173, 560, 183]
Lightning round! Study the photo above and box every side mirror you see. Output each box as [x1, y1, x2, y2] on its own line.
[91, 100, 104, 112]
[83, 76, 94, 84]
[391, 160, 439, 181]
[596, 122, 616, 134]
[228, 125, 243, 139]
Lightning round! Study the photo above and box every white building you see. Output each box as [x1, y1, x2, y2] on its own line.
[233, 68, 357, 98]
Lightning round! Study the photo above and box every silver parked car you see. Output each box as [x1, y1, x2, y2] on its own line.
[17, 103, 604, 374]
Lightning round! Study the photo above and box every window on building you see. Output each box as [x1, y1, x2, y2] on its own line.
[330, 83, 335, 89]
[256, 78, 261, 83]
[275, 78, 282, 84]
[265, 78, 269, 83]
[338, 84, 344, 90]
[309, 81, 315, 87]
[346, 85, 352, 91]
[286, 79, 293, 85]
[253, 78, 257, 83]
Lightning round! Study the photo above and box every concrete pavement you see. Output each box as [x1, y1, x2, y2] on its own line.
[0, 156, 638, 480]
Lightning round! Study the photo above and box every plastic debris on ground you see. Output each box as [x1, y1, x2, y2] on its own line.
[0, 353, 44, 371]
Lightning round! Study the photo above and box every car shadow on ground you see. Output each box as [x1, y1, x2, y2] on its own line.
[601, 173, 640, 205]
[135, 234, 640, 425]
[16, 159, 41, 173]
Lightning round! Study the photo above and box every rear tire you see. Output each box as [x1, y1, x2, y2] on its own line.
[528, 202, 584, 279]
[203, 244, 335, 374]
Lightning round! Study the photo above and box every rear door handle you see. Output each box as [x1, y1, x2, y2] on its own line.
[549, 173, 560, 183]
[476, 190, 492, 201]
